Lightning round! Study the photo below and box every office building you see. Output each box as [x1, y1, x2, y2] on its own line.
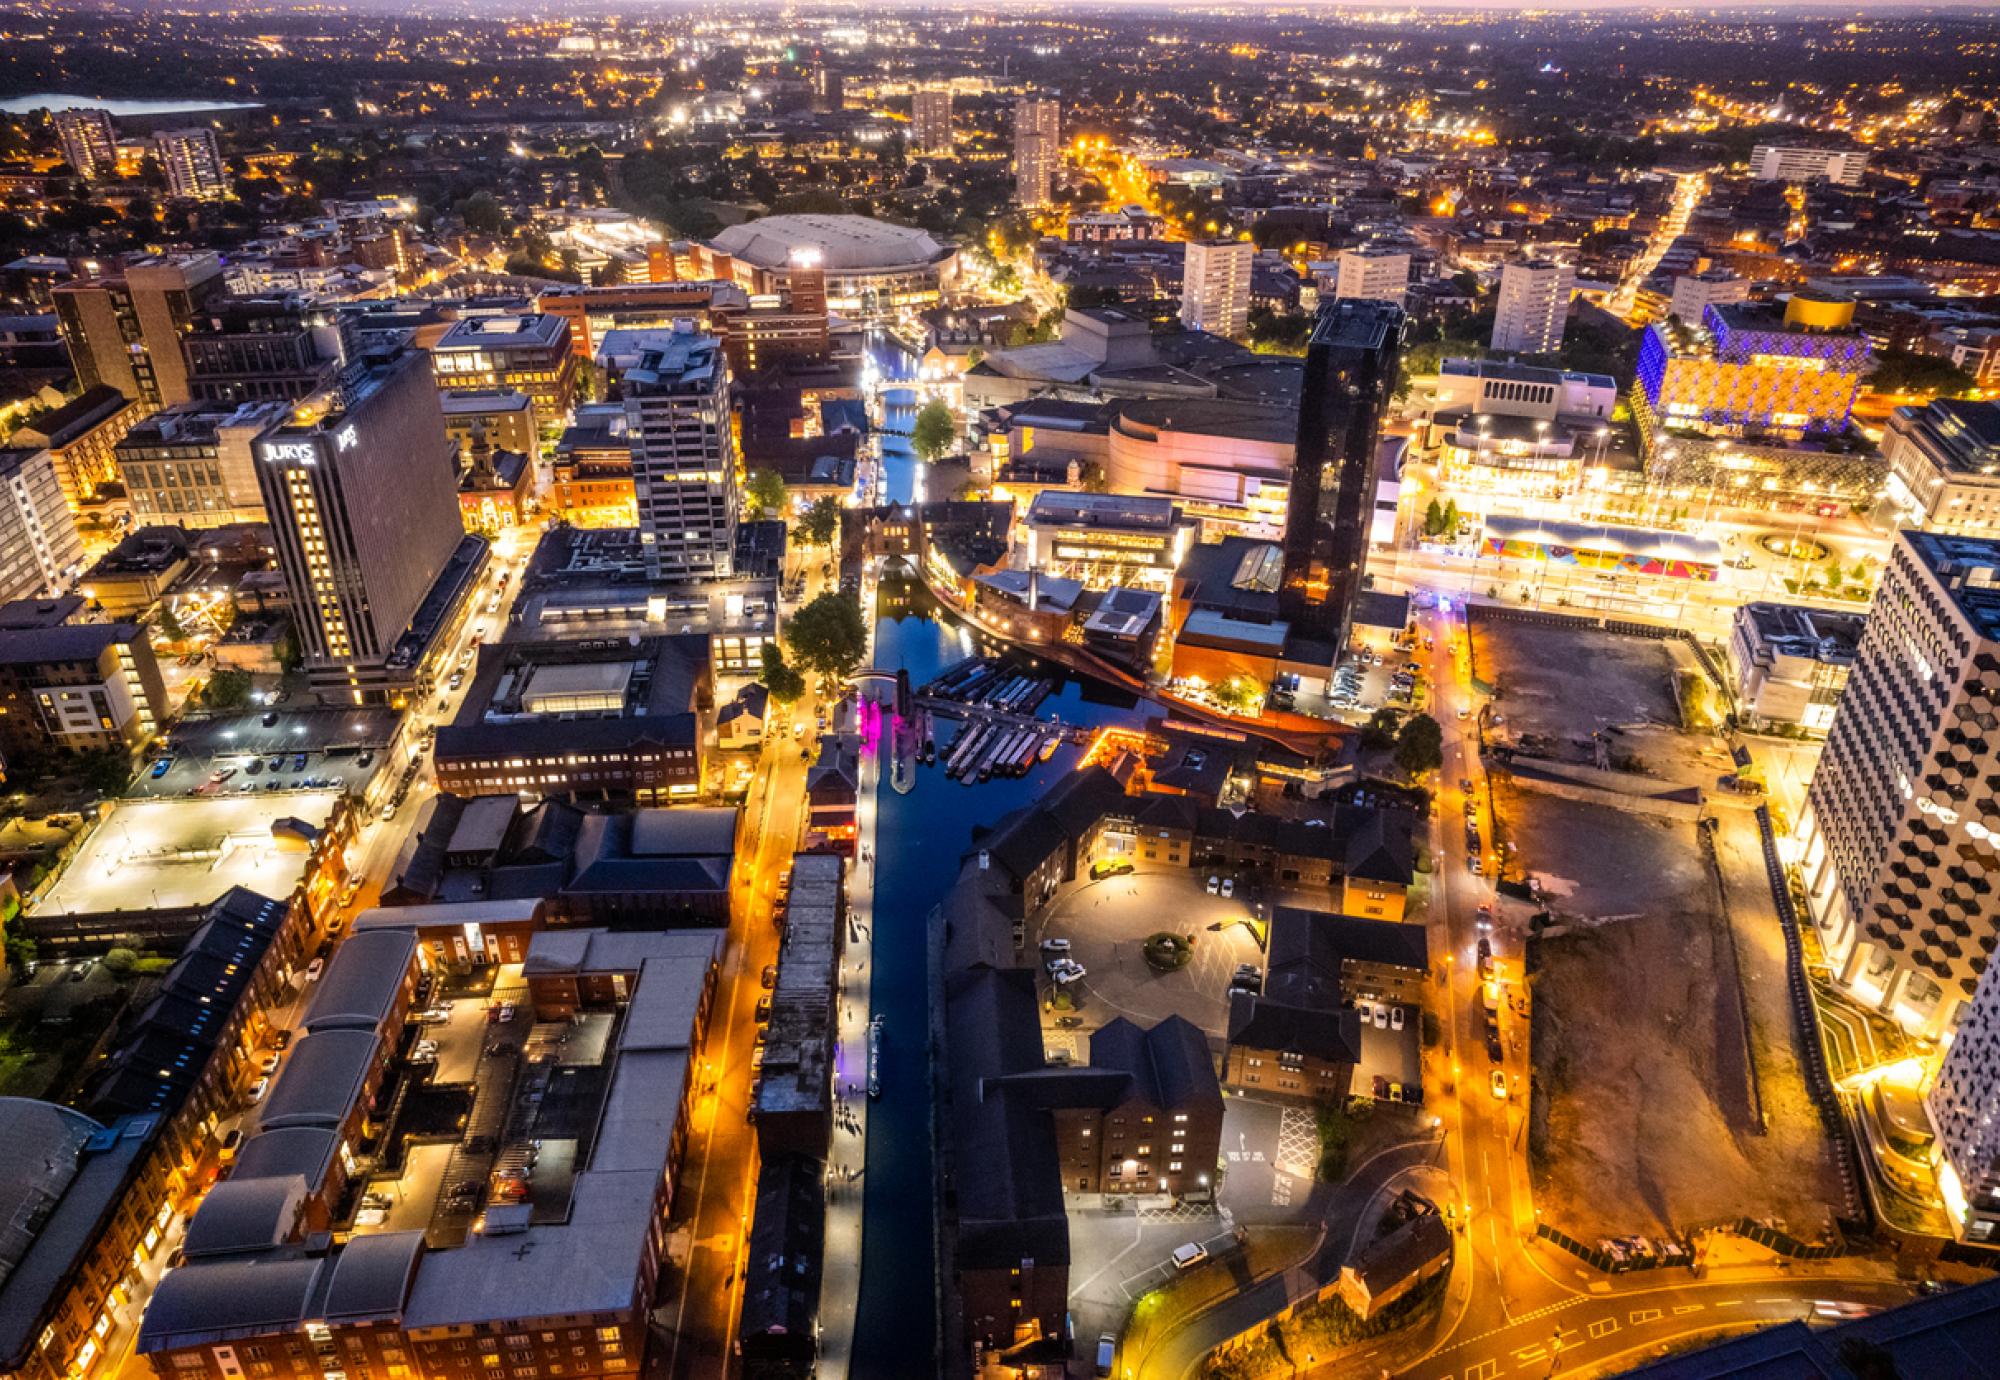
[1280, 299, 1403, 649]
[1180, 238, 1253, 338]
[52, 253, 225, 411]
[253, 345, 472, 701]
[1750, 143, 1867, 187]
[912, 87, 953, 156]
[431, 312, 578, 419]
[181, 293, 353, 404]
[153, 127, 227, 201]
[1022, 490, 1190, 593]
[1667, 269, 1750, 325]
[1419, 357, 1618, 499]
[625, 329, 738, 580]
[1883, 399, 2000, 538]
[1929, 963, 2000, 1241]
[1799, 531, 2000, 1037]
[1490, 258, 1575, 355]
[114, 400, 287, 527]
[1333, 248, 1410, 307]
[0, 448, 85, 604]
[1637, 292, 1873, 439]
[1725, 601, 1865, 734]
[53, 107, 116, 181]
[1013, 98, 1061, 209]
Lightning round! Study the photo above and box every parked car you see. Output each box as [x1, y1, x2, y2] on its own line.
[1220, 878, 1235, 899]
[304, 957, 324, 983]
[1490, 1069, 1509, 1100]
[1096, 1335, 1117, 1377]
[1372, 1003, 1389, 1029]
[1039, 938, 1072, 958]
[1477, 938, 1493, 978]
[248, 1076, 271, 1103]
[1089, 857, 1134, 880]
[1049, 959, 1088, 986]
[1055, 1015, 1084, 1030]
[761, 964, 778, 990]
[755, 996, 772, 1023]
[1205, 875, 1220, 895]
[149, 757, 173, 779]
[1170, 1242, 1209, 1270]
[272, 1028, 294, 1051]
[259, 1052, 281, 1076]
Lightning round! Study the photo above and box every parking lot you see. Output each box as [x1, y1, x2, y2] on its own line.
[1034, 867, 1341, 1039]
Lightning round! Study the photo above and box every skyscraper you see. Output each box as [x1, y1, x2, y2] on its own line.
[1013, 99, 1061, 209]
[53, 253, 225, 412]
[912, 88, 954, 157]
[1927, 964, 2000, 1241]
[253, 344, 468, 701]
[1334, 248, 1410, 307]
[1280, 299, 1403, 649]
[1180, 239, 1253, 338]
[626, 328, 738, 580]
[1800, 530, 2000, 1037]
[154, 127, 227, 201]
[54, 107, 117, 181]
[1490, 258, 1575, 355]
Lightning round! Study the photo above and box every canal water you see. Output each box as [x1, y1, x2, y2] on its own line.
[849, 342, 1143, 1369]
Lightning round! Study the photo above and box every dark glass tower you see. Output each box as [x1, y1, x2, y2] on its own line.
[1280, 298, 1404, 649]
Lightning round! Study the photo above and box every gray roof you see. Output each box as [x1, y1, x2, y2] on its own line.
[322, 1232, 424, 1323]
[137, 1256, 325, 1353]
[181, 1176, 307, 1259]
[301, 930, 417, 1033]
[0, 1099, 97, 1289]
[229, 1127, 340, 1191]
[259, 1029, 380, 1131]
[0, 622, 137, 668]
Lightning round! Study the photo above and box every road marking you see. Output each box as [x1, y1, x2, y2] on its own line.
[1630, 1308, 1662, 1324]
[1588, 1318, 1620, 1339]
[1755, 1298, 1794, 1305]
[1588, 1281, 1611, 1293]
[1674, 1304, 1705, 1316]
[1465, 1362, 1499, 1379]
[1717, 1299, 1743, 1307]
[1514, 1345, 1547, 1362]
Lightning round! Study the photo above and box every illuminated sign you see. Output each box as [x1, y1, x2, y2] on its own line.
[335, 425, 359, 452]
[260, 441, 319, 465]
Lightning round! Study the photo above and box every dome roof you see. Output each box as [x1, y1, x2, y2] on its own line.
[707, 215, 952, 273]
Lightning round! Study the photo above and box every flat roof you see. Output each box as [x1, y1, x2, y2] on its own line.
[36, 794, 341, 919]
[1026, 488, 1179, 531]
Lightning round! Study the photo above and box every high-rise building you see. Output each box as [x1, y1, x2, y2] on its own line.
[154, 127, 227, 201]
[0, 448, 85, 603]
[912, 87, 954, 156]
[52, 253, 225, 411]
[1799, 531, 2000, 1037]
[1180, 239, 1253, 338]
[626, 328, 738, 580]
[1280, 299, 1403, 649]
[53, 107, 117, 181]
[1750, 143, 1867, 187]
[1666, 269, 1749, 325]
[253, 345, 469, 701]
[1013, 98, 1061, 209]
[1490, 258, 1575, 355]
[1929, 960, 2000, 1241]
[1334, 248, 1410, 307]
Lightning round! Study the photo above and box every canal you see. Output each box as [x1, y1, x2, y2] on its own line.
[849, 339, 1142, 1369]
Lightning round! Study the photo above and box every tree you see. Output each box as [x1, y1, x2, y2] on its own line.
[1868, 348, 1976, 400]
[784, 591, 868, 691]
[744, 468, 788, 520]
[1442, 499, 1461, 536]
[1422, 498, 1446, 538]
[1393, 714, 1444, 777]
[202, 668, 254, 710]
[1359, 707, 1402, 750]
[455, 191, 504, 235]
[794, 496, 842, 549]
[1211, 675, 1265, 715]
[1076, 460, 1108, 493]
[911, 399, 957, 463]
[155, 603, 186, 642]
[102, 947, 139, 974]
[759, 643, 806, 705]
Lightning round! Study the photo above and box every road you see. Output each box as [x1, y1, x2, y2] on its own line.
[1131, 588, 1914, 1378]
[652, 548, 829, 1380]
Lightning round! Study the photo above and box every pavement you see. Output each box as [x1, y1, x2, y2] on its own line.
[1121, 588, 1920, 1379]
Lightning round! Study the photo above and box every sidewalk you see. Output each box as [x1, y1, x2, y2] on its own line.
[815, 567, 885, 1379]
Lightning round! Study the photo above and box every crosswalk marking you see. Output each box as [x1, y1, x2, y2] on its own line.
[1674, 1304, 1705, 1316]
[1465, 1363, 1499, 1380]
[1588, 1317, 1620, 1339]
[1631, 1308, 1662, 1324]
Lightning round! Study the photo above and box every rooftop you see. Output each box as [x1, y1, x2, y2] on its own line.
[36, 794, 340, 920]
[434, 314, 568, 352]
[1026, 489, 1179, 532]
[707, 214, 952, 272]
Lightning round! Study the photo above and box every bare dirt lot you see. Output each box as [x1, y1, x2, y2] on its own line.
[1478, 618, 1846, 1242]
[1471, 614, 1682, 741]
